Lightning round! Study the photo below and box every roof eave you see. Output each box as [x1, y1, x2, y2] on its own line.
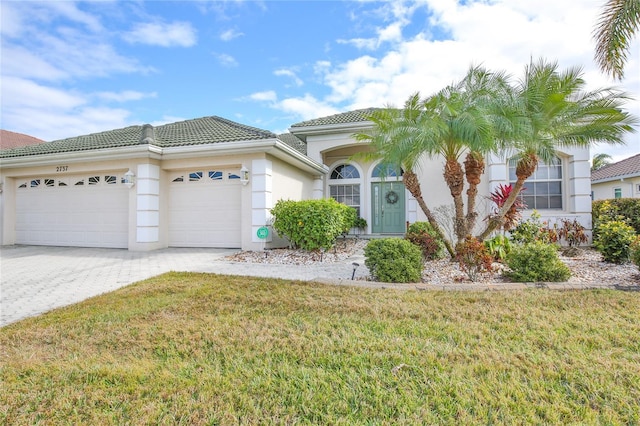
[591, 172, 640, 184]
[0, 144, 161, 169]
[289, 121, 373, 140]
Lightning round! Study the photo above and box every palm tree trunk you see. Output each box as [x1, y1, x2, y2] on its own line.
[403, 170, 455, 257]
[443, 158, 466, 244]
[464, 151, 485, 237]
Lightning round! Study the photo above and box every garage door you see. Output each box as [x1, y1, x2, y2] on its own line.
[15, 174, 129, 248]
[169, 169, 242, 248]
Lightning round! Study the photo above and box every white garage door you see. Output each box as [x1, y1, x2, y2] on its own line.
[15, 174, 129, 248]
[169, 169, 242, 248]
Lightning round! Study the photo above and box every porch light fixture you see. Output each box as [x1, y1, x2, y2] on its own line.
[240, 166, 250, 186]
[123, 169, 136, 188]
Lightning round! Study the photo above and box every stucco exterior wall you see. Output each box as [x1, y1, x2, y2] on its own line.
[592, 177, 640, 200]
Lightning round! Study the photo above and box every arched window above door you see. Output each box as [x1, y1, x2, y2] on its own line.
[371, 163, 403, 178]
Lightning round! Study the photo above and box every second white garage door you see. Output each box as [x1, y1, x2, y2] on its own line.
[168, 169, 242, 248]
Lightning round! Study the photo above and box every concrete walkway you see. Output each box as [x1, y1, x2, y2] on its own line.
[0, 245, 368, 327]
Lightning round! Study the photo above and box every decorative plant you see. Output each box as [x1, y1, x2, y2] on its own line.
[557, 218, 588, 248]
[353, 217, 368, 230]
[630, 236, 640, 271]
[406, 221, 446, 260]
[487, 184, 526, 232]
[484, 234, 513, 262]
[509, 211, 558, 245]
[455, 236, 494, 282]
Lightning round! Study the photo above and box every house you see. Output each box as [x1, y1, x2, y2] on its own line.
[0, 111, 593, 251]
[0, 130, 45, 150]
[591, 153, 640, 200]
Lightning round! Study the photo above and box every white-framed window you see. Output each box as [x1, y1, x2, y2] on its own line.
[509, 156, 563, 210]
[614, 187, 622, 199]
[329, 164, 361, 216]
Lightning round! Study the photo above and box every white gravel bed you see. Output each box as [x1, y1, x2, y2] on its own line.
[225, 240, 640, 287]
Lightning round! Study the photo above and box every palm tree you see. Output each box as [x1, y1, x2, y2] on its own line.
[356, 66, 511, 253]
[592, 152, 613, 170]
[594, 0, 640, 80]
[479, 59, 637, 240]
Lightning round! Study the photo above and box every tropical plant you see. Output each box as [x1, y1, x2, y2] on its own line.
[484, 234, 513, 262]
[486, 183, 526, 232]
[557, 218, 589, 248]
[593, 220, 636, 263]
[593, 0, 640, 80]
[630, 235, 640, 270]
[355, 66, 512, 254]
[593, 198, 640, 234]
[406, 221, 446, 260]
[591, 153, 613, 171]
[479, 59, 637, 240]
[455, 236, 494, 282]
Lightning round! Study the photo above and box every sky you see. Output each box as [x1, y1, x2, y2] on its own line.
[1, 0, 639, 162]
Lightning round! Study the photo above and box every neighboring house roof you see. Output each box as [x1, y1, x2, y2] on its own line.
[277, 133, 307, 155]
[0, 116, 276, 158]
[591, 153, 640, 183]
[290, 108, 379, 128]
[0, 130, 45, 149]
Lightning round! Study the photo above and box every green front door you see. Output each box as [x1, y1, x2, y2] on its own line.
[371, 182, 405, 233]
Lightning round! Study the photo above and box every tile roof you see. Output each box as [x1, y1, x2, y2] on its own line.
[0, 130, 45, 149]
[277, 133, 307, 155]
[290, 108, 380, 128]
[0, 116, 276, 158]
[591, 153, 640, 181]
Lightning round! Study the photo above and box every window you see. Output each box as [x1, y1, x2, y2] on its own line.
[329, 164, 361, 216]
[88, 176, 100, 185]
[228, 172, 241, 180]
[372, 163, 403, 178]
[189, 172, 203, 182]
[105, 175, 117, 185]
[614, 188, 622, 199]
[209, 171, 223, 180]
[509, 156, 563, 210]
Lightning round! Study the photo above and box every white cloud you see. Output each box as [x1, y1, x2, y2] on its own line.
[220, 28, 244, 41]
[277, 95, 340, 121]
[249, 91, 278, 102]
[214, 53, 239, 67]
[95, 91, 158, 103]
[123, 21, 197, 47]
[274, 69, 304, 87]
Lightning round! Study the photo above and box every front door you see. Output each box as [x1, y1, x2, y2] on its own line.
[371, 182, 405, 233]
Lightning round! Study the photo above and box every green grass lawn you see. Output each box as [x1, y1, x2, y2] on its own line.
[1, 273, 639, 425]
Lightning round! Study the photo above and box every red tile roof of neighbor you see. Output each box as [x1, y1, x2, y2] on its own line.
[0, 130, 45, 149]
[591, 153, 640, 182]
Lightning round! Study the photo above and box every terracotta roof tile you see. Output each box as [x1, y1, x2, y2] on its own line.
[0, 130, 45, 149]
[591, 153, 640, 181]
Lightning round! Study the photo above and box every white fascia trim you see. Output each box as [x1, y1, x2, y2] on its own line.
[162, 139, 327, 175]
[288, 121, 373, 137]
[591, 172, 640, 184]
[0, 145, 161, 169]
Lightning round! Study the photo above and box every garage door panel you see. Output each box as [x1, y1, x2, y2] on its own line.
[15, 174, 129, 248]
[169, 171, 241, 248]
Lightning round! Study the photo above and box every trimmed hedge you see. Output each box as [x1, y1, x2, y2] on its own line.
[364, 238, 423, 283]
[504, 242, 571, 282]
[593, 198, 640, 235]
[271, 199, 356, 250]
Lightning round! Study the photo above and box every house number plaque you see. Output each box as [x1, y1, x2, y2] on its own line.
[257, 227, 269, 239]
[56, 166, 69, 172]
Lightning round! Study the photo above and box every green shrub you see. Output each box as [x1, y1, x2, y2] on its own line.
[593, 220, 636, 264]
[364, 238, 423, 283]
[353, 217, 368, 230]
[504, 242, 571, 282]
[456, 236, 494, 282]
[509, 211, 558, 245]
[484, 234, 513, 262]
[406, 221, 445, 260]
[271, 199, 356, 250]
[593, 198, 640, 235]
[631, 236, 640, 271]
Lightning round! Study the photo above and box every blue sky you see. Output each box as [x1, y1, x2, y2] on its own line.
[1, 0, 639, 161]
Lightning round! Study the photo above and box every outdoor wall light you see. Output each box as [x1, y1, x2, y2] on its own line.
[123, 169, 136, 188]
[240, 166, 250, 186]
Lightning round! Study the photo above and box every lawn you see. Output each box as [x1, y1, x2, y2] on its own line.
[1, 273, 639, 425]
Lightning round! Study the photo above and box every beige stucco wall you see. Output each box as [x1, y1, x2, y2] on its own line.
[592, 177, 640, 200]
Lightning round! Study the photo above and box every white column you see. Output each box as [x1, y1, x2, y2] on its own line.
[136, 164, 160, 243]
[312, 176, 324, 199]
[251, 159, 273, 242]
